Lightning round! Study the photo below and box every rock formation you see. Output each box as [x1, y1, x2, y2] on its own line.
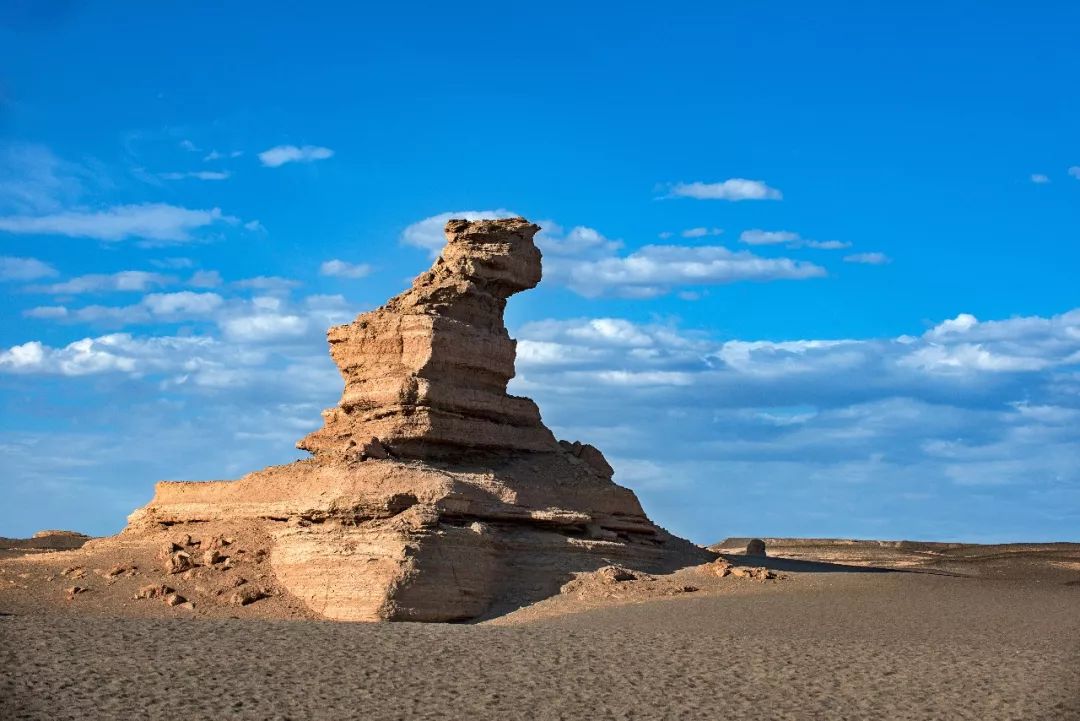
[112, 217, 712, 621]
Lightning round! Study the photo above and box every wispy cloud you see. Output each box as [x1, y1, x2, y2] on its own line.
[29, 270, 173, 294]
[1030, 173, 1050, 184]
[553, 244, 826, 298]
[0, 203, 238, 243]
[740, 229, 851, 250]
[665, 179, 782, 201]
[202, 150, 243, 162]
[844, 252, 891, 265]
[739, 229, 799, 245]
[258, 145, 335, 168]
[0, 256, 58, 281]
[0, 143, 93, 214]
[319, 259, 372, 279]
[681, 227, 723, 238]
[1069, 166, 1080, 180]
[159, 170, 231, 181]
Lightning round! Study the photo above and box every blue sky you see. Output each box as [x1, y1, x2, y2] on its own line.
[1, 2, 1078, 542]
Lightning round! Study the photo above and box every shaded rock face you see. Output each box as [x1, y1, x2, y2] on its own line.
[118, 217, 713, 622]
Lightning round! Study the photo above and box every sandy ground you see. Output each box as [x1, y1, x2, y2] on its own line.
[2, 539, 1078, 721]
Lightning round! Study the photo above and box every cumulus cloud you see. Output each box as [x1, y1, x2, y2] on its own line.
[666, 179, 782, 201]
[1069, 166, 1080, 179]
[0, 333, 218, 376]
[401, 209, 517, 255]
[320, 259, 372, 279]
[1031, 174, 1050, 184]
[844, 252, 892, 265]
[258, 145, 335, 168]
[0, 256, 58, 281]
[30, 271, 173, 294]
[219, 314, 309, 342]
[508, 308, 1080, 539]
[0, 203, 238, 243]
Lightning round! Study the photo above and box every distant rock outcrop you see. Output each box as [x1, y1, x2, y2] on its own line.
[107, 218, 712, 621]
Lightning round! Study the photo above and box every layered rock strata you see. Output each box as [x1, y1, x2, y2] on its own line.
[119, 217, 712, 621]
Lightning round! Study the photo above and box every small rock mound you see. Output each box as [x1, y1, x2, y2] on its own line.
[746, 538, 767, 556]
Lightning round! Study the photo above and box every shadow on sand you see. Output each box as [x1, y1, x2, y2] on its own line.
[719, 554, 961, 577]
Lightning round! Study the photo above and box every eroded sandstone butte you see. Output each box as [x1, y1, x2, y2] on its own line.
[118, 217, 712, 621]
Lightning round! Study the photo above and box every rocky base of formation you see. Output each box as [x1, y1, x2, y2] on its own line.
[119, 449, 711, 621]
[13, 217, 713, 622]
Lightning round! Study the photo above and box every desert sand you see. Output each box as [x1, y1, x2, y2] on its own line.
[2, 536, 1079, 720]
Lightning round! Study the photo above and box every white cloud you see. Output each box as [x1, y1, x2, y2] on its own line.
[219, 314, 309, 342]
[258, 145, 335, 168]
[401, 209, 517, 255]
[23, 306, 68, 319]
[150, 257, 193, 269]
[803, 240, 851, 250]
[556, 244, 826, 297]
[203, 150, 243, 162]
[844, 252, 891, 265]
[740, 229, 850, 250]
[405, 212, 824, 297]
[1068, 166, 1080, 179]
[536, 222, 623, 257]
[320, 259, 372, 279]
[666, 179, 782, 201]
[1031, 174, 1050, 184]
[159, 170, 230, 181]
[681, 227, 723, 238]
[188, 270, 223, 288]
[0, 203, 238, 243]
[179, 140, 200, 152]
[233, 276, 301, 292]
[0, 256, 58, 281]
[739, 229, 799, 245]
[243, 220, 266, 232]
[31, 271, 173, 294]
[142, 291, 224, 316]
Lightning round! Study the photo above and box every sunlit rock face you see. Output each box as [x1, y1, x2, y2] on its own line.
[297, 217, 557, 459]
[118, 218, 713, 622]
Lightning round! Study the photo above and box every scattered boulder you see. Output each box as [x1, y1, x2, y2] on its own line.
[164, 592, 187, 607]
[746, 538, 767, 556]
[596, 565, 653, 584]
[202, 550, 224, 566]
[731, 566, 776, 581]
[60, 566, 86, 579]
[204, 535, 232, 550]
[230, 586, 268, 606]
[707, 559, 733, 577]
[135, 584, 174, 600]
[64, 586, 87, 600]
[102, 564, 136, 578]
[164, 550, 194, 575]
